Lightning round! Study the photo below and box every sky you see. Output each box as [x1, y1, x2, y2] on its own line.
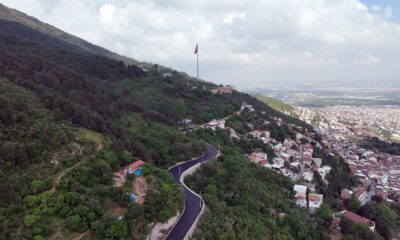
[1, 0, 400, 90]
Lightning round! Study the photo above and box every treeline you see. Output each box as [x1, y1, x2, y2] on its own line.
[361, 137, 400, 156]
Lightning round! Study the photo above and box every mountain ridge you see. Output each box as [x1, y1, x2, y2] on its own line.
[0, 3, 145, 67]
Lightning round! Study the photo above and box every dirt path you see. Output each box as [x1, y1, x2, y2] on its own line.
[198, 108, 242, 128]
[223, 109, 242, 120]
[75, 230, 89, 240]
[132, 176, 148, 205]
[48, 226, 62, 240]
[50, 143, 86, 192]
[46, 139, 104, 238]
[50, 160, 84, 192]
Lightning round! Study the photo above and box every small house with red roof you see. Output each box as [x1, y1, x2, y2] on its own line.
[308, 194, 323, 213]
[113, 160, 146, 187]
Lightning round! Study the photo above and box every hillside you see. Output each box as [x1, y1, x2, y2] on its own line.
[0, 3, 144, 67]
[0, 6, 316, 240]
[1, 5, 397, 240]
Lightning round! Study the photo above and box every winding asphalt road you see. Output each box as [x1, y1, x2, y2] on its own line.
[165, 144, 219, 240]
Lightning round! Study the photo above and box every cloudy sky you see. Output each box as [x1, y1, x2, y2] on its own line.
[1, 0, 400, 89]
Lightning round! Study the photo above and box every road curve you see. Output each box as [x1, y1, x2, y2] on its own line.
[165, 145, 219, 240]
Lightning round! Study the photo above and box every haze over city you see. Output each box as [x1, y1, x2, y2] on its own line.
[1, 0, 399, 89]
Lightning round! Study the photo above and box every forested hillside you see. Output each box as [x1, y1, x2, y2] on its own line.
[0, 6, 315, 239]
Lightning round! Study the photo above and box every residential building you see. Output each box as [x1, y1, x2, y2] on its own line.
[341, 210, 375, 232]
[205, 119, 225, 131]
[249, 152, 268, 163]
[295, 193, 307, 208]
[309, 194, 324, 213]
[294, 184, 308, 195]
[210, 86, 233, 94]
[303, 169, 314, 182]
[341, 188, 353, 200]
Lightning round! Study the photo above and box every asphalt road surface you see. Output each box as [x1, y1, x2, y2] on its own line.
[165, 145, 218, 240]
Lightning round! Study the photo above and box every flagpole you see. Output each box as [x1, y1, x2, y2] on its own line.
[197, 44, 199, 79]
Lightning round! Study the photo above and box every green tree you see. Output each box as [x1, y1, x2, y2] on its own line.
[125, 202, 144, 220]
[105, 220, 127, 239]
[315, 203, 333, 227]
[31, 180, 43, 193]
[24, 214, 38, 227]
[348, 198, 361, 212]
[340, 217, 357, 235]
[374, 203, 398, 240]
[66, 215, 82, 231]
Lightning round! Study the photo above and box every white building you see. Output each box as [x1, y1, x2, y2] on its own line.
[294, 184, 308, 195]
[309, 194, 324, 213]
[206, 119, 225, 131]
[303, 169, 314, 182]
[318, 166, 332, 180]
[295, 194, 307, 208]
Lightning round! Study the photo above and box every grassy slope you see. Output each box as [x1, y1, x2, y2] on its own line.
[255, 94, 296, 114]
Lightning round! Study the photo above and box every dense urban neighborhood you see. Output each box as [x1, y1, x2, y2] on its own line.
[296, 106, 400, 204]
[178, 91, 400, 239]
[296, 105, 400, 141]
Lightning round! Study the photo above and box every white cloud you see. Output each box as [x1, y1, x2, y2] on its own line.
[384, 6, 393, 18]
[0, 0, 399, 88]
[99, 4, 116, 24]
[372, 5, 382, 13]
[223, 12, 246, 25]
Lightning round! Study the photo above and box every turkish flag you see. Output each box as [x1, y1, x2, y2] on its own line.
[194, 44, 198, 54]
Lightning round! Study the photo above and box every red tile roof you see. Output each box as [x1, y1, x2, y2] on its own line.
[343, 211, 375, 227]
[129, 160, 145, 169]
[308, 194, 321, 202]
[258, 160, 269, 165]
[296, 194, 306, 200]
